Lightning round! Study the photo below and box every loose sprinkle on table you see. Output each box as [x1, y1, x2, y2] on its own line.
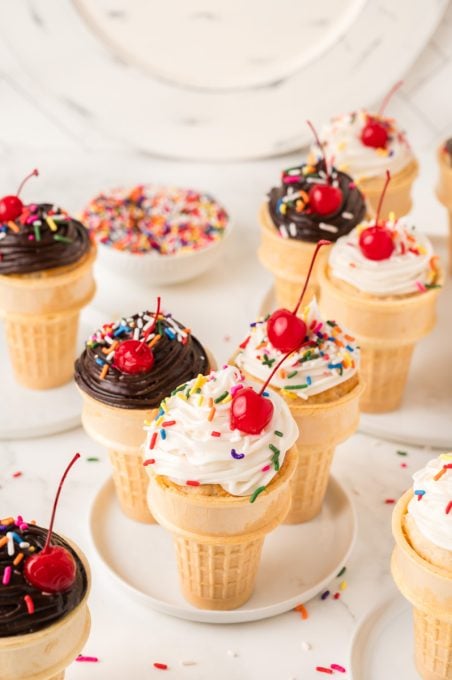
[153, 662, 168, 670]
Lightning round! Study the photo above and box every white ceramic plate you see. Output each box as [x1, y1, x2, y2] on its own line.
[0, 309, 103, 440]
[2, 0, 446, 159]
[89, 475, 356, 624]
[350, 596, 418, 680]
[260, 237, 452, 450]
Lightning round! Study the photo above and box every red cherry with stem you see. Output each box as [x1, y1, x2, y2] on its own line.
[307, 120, 343, 216]
[358, 170, 395, 261]
[230, 352, 293, 434]
[0, 169, 39, 222]
[360, 81, 403, 150]
[267, 240, 331, 352]
[113, 297, 161, 375]
[24, 453, 80, 593]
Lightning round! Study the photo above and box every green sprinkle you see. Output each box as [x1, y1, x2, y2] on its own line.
[327, 320, 336, 327]
[53, 234, 73, 244]
[274, 430, 283, 437]
[396, 450, 408, 456]
[425, 283, 442, 289]
[271, 452, 280, 471]
[250, 486, 266, 503]
[262, 354, 275, 367]
[283, 383, 308, 390]
[269, 444, 280, 456]
[287, 370, 298, 379]
[171, 383, 187, 396]
[214, 391, 229, 404]
[33, 224, 41, 241]
[336, 566, 346, 578]
[86, 457, 100, 462]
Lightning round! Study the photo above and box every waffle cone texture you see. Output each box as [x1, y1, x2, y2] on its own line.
[318, 265, 440, 412]
[357, 159, 418, 220]
[391, 491, 452, 680]
[436, 145, 452, 274]
[258, 203, 328, 310]
[0, 249, 96, 389]
[0, 542, 91, 680]
[80, 391, 155, 523]
[146, 447, 297, 610]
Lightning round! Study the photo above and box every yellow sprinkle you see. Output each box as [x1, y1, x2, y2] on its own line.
[376, 147, 389, 157]
[143, 420, 151, 426]
[388, 211, 396, 222]
[46, 216, 58, 231]
[281, 389, 298, 400]
[177, 392, 187, 401]
[154, 416, 164, 427]
[339, 580, 347, 591]
[440, 453, 452, 461]
[280, 204, 287, 215]
[192, 374, 206, 392]
[198, 395, 204, 407]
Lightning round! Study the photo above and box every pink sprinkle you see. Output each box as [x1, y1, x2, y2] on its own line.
[331, 663, 346, 673]
[76, 656, 99, 663]
[415, 281, 427, 293]
[401, 463, 407, 468]
[261, 465, 271, 472]
[2, 566, 12, 585]
[27, 235, 35, 241]
[230, 384, 243, 397]
[445, 501, 452, 515]
[12, 472, 22, 478]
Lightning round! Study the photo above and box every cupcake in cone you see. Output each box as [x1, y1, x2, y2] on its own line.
[75, 299, 212, 523]
[309, 82, 418, 220]
[233, 243, 362, 523]
[259, 122, 366, 311]
[436, 138, 452, 274]
[0, 170, 96, 389]
[143, 365, 298, 610]
[391, 454, 452, 680]
[318, 172, 442, 413]
[0, 455, 91, 680]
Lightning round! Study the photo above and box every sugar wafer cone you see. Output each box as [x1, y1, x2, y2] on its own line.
[357, 159, 418, 220]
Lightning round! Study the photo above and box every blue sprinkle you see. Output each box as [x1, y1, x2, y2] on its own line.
[11, 532, 22, 543]
[328, 362, 342, 370]
[231, 448, 245, 460]
[164, 327, 176, 340]
[160, 429, 166, 440]
[95, 357, 106, 366]
[414, 489, 425, 496]
[346, 345, 354, 352]
[306, 376, 312, 386]
[262, 391, 270, 397]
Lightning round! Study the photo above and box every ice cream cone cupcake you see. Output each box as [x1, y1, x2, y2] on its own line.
[259, 122, 366, 311]
[319, 172, 442, 413]
[310, 82, 418, 220]
[75, 300, 213, 523]
[391, 454, 452, 680]
[0, 455, 91, 680]
[144, 365, 298, 610]
[0, 170, 96, 389]
[436, 139, 452, 274]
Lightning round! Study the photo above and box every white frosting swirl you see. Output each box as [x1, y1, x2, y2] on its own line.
[143, 365, 298, 497]
[235, 300, 359, 400]
[328, 218, 439, 296]
[407, 454, 452, 551]
[311, 110, 414, 180]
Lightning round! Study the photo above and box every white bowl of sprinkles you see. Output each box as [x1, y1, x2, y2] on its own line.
[82, 184, 231, 285]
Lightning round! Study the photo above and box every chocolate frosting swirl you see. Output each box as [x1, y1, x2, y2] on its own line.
[268, 160, 366, 243]
[0, 523, 87, 638]
[74, 311, 210, 410]
[0, 203, 91, 275]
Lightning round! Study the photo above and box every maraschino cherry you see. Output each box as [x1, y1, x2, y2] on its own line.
[230, 352, 293, 435]
[0, 169, 39, 222]
[360, 81, 403, 149]
[307, 121, 342, 216]
[113, 297, 160, 374]
[267, 240, 331, 353]
[358, 170, 395, 261]
[24, 453, 80, 593]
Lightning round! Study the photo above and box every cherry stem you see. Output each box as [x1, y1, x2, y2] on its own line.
[16, 169, 39, 197]
[259, 351, 294, 396]
[307, 120, 330, 183]
[292, 239, 331, 316]
[142, 296, 161, 342]
[374, 170, 391, 227]
[377, 81, 403, 118]
[43, 453, 80, 553]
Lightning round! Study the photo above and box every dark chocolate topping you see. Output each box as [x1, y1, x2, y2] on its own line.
[0, 523, 87, 638]
[268, 160, 366, 243]
[74, 311, 210, 409]
[0, 203, 91, 275]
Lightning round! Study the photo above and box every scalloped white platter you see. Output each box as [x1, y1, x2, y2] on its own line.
[89, 475, 356, 624]
[2, 0, 447, 159]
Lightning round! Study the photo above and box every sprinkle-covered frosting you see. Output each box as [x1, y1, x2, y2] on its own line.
[74, 310, 210, 410]
[82, 185, 229, 255]
[328, 218, 440, 296]
[143, 365, 298, 497]
[407, 454, 452, 551]
[312, 110, 414, 181]
[0, 518, 87, 637]
[235, 300, 359, 400]
[268, 160, 366, 243]
[0, 203, 91, 275]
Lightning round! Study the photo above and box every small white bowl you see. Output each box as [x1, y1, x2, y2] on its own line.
[94, 222, 232, 286]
